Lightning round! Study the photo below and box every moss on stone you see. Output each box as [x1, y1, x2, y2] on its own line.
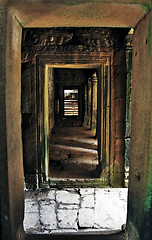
[110, 164, 125, 187]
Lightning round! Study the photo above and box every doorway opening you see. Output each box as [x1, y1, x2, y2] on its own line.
[21, 26, 130, 235]
[48, 67, 99, 184]
[64, 88, 79, 117]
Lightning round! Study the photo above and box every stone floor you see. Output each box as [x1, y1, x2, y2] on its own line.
[49, 126, 98, 179]
[24, 188, 128, 235]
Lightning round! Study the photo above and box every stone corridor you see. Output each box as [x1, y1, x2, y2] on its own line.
[24, 188, 128, 234]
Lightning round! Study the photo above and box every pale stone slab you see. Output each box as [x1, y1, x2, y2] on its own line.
[57, 209, 78, 229]
[40, 201, 57, 229]
[80, 188, 94, 195]
[39, 199, 55, 206]
[81, 194, 94, 208]
[24, 199, 38, 213]
[24, 212, 40, 229]
[47, 190, 56, 200]
[56, 190, 79, 204]
[119, 188, 128, 201]
[24, 188, 128, 233]
[78, 208, 94, 227]
[94, 189, 127, 230]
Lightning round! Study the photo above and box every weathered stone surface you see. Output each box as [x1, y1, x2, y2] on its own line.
[80, 188, 94, 195]
[24, 188, 128, 233]
[39, 200, 57, 229]
[57, 209, 78, 229]
[119, 188, 128, 201]
[81, 194, 94, 208]
[24, 199, 38, 213]
[24, 212, 39, 229]
[14, 3, 146, 28]
[78, 208, 94, 228]
[56, 190, 79, 204]
[94, 189, 127, 230]
[38, 189, 55, 200]
[24, 190, 38, 200]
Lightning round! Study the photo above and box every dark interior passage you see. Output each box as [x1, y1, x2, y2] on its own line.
[21, 27, 130, 189]
[49, 126, 98, 179]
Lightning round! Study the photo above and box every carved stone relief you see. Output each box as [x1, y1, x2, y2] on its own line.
[21, 28, 117, 63]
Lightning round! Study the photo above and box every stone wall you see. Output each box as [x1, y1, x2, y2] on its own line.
[128, 11, 152, 239]
[0, 8, 25, 240]
[0, 4, 12, 240]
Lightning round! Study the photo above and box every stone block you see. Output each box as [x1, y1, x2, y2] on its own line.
[78, 208, 94, 228]
[56, 190, 79, 205]
[24, 199, 38, 213]
[94, 189, 127, 230]
[40, 200, 57, 229]
[24, 212, 40, 230]
[81, 194, 94, 208]
[119, 188, 128, 201]
[57, 209, 78, 229]
[80, 188, 94, 195]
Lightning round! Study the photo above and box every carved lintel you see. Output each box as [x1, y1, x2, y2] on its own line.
[21, 28, 118, 63]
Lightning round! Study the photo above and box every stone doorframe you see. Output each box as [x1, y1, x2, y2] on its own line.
[0, 1, 152, 240]
[36, 54, 112, 188]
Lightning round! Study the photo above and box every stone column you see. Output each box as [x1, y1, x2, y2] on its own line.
[0, 9, 24, 240]
[83, 82, 88, 126]
[127, 11, 152, 240]
[48, 67, 55, 133]
[109, 30, 128, 187]
[88, 77, 92, 128]
[91, 72, 98, 131]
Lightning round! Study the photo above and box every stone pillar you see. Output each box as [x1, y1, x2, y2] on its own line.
[0, 9, 24, 240]
[97, 61, 111, 183]
[127, 11, 152, 240]
[91, 72, 98, 131]
[88, 77, 92, 128]
[0, 6, 12, 240]
[83, 82, 88, 126]
[110, 30, 128, 187]
[48, 67, 55, 133]
[22, 61, 38, 189]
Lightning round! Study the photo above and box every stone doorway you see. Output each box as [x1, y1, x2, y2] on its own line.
[1, 3, 152, 240]
[21, 26, 134, 190]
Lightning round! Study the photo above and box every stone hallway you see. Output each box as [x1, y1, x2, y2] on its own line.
[24, 188, 128, 235]
[49, 126, 98, 179]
